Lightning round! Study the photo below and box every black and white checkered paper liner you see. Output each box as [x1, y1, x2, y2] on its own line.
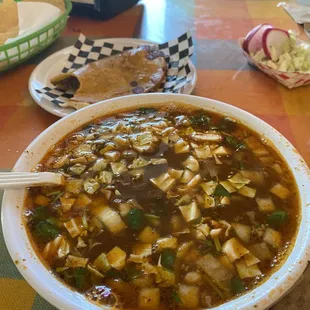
[36, 31, 194, 107]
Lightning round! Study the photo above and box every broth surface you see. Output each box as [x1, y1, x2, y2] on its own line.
[24, 106, 299, 309]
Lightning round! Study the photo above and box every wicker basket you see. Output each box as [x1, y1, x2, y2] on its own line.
[0, 0, 72, 72]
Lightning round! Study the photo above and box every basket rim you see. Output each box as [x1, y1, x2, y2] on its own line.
[0, 0, 72, 52]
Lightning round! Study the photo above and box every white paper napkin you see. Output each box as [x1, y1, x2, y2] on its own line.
[280, 2, 310, 38]
[4, 2, 61, 45]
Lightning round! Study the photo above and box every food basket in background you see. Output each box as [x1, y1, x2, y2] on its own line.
[239, 38, 310, 89]
[0, 0, 72, 72]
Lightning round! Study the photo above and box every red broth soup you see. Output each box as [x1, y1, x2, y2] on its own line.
[24, 106, 299, 309]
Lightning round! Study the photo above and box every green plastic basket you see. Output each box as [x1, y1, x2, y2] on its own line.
[0, 0, 72, 72]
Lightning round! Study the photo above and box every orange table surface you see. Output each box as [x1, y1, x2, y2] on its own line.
[0, 0, 309, 309]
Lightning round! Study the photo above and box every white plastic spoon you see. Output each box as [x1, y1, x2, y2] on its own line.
[0, 172, 64, 189]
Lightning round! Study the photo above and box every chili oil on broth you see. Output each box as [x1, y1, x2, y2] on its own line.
[23, 105, 300, 309]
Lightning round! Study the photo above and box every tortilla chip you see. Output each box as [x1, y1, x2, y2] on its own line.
[60, 100, 90, 110]
[0, 0, 19, 46]
[51, 45, 167, 108]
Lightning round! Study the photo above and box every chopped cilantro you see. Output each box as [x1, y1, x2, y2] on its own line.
[219, 117, 237, 131]
[105, 269, 125, 280]
[231, 277, 246, 294]
[172, 291, 182, 303]
[224, 134, 246, 150]
[267, 211, 288, 228]
[190, 216, 202, 225]
[52, 191, 64, 202]
[214, 184, 231, 197]
[125, 265, 142, 280]
[33, 221, 60, 242]
[199, 239, 215, 254]
[189, 111, 211, 128]
[138, 107, 157, 115]
[31, 205, 49, 222]
[74, 268, 88, 290]
[161, 249, 176, 271]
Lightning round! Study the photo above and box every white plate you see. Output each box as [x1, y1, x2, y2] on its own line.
[29, 38, 197, 118]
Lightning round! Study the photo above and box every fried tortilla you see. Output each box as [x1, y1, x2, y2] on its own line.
[0, 0, 19, 46]
[51, 45, 167, 109]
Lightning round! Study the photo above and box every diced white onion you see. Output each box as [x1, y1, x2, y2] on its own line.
[244, 252, 260, 266]
[64, 217, 85, 238]
[232, 222, 251, 243]
[238, 186, 256, 198]
[92, 205, 126, 234]
[168, 168, 183, 179]
[256, 197, 276, 213]
[65, 255, 89, 268]
[178, 285, 200, 308]
[129, 157, 150, 169]
[156, 237, 178, 252]
[228, 173, 251, 185]
[179, 202, 201, 223]
[83, 178, 100, 194]
[263, 228, 282, 248]
[220, 196, 230, 205]
[107, 246, 127, 270]
[180, 169, 195, 184]
[110, 160, 128, 174]
[174, 139, 190, 154]
[194, 145, 213, 159]
[187, 174, 202, 188]
[270, 183, 290, 200]
[213, 146, 232, 156]
[222, 238, 249, 262]
[183, 156, 200, 172]
[213, 154, 223, 165]
[200, 181, 217, 195]
[150, 158, 168, 165]
[236, 259, 262, 279]
[220, 181, 237, 193]
[150, 173, 176, 192]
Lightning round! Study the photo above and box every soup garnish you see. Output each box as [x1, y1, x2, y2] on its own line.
[24, 106, 299, 309]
